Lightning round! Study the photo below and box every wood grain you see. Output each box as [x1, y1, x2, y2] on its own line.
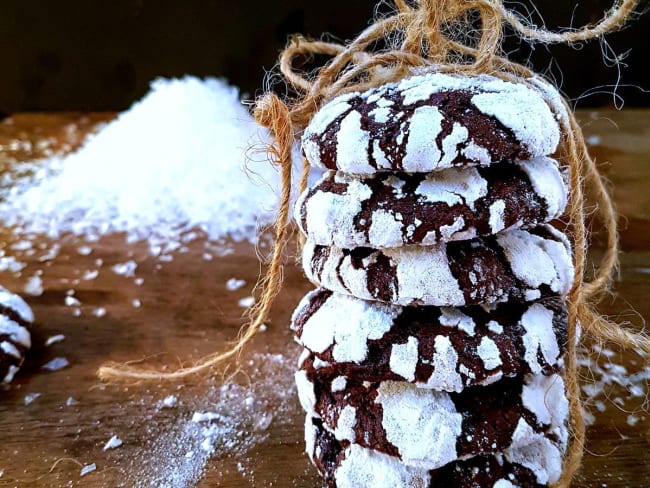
[0, 111, 647, 487]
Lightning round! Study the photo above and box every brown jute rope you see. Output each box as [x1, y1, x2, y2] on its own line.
[98, 1, 649, 485]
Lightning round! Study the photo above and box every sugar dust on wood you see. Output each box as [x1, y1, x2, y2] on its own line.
[125, 352, 299, 488]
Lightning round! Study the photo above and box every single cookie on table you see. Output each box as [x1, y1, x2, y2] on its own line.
[303, 224, 573, 307]
[291, 288, 567, 392]
[305, 415, 563, 488]
[297, 353, 568, 470]
[301, 72, 560, 174]
[296, 157, 568, 248]
[0, 286, 34, 384]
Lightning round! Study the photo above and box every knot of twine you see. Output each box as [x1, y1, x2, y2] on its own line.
[99, 1, 648, 486]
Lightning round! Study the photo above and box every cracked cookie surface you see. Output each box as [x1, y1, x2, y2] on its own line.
[297, 157, 567, 248]
[303, 225, 573, 307]
[292, 288, 567, 391]
[302, 72, 560, 174]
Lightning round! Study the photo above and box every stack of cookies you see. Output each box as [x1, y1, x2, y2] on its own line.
[290, 72, 573, 487]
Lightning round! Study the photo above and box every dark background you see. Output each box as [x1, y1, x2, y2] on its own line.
[0, 0, 647, 114]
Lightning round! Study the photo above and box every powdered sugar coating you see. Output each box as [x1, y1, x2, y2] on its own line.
[506, 437, 563, 485]
[0, 286, 34, 384]
[303, 225, 573, 307]
[292, 289, 567, 391]
[302, 72, 560, 174]
[496, 226, 574, 295]
[296, 158, 567, 248]
[299, 359, 569, 471]
[305, 415, 561, 488]
[295, 369, 316, 414]
[527, 75, 571, 129]
[388, 337, 419, 382]
[375, 381, 462, 469]
[0, 286, 34, 324]
[291, 288, 398, 364]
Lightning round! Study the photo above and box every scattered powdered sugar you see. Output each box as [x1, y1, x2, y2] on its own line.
[225, 278, 246, 291]
[103, 435, 123, 451]
[64, 295, 81, 307]
[41, 357, 69, 371]
[111, 260, 137, 278]
[79, 463, 97, 477]
[578, 345, 649, 426]
[65, 397, 79, 407]
[159, 395, 178, 409]
[586, 135, 602, 145]
[23, 392, 42, 405]
[44, 334, 66, 347]
[237, 296, 255, 308]
[0, 77, 285, 256]
[23, 275, 44, 296]
[126, 352, 298, 488]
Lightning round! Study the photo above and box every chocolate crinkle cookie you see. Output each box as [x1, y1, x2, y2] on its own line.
[0, 286, 34, 384]
[305, 415, 562, 488]
[292, 288, 567, 391]
[303, 225, 573, 307]
[297, 352, 568, 471]
[297, 157, 567, 248]
[301, 72, 560, 174]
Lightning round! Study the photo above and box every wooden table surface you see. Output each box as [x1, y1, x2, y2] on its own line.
[0, 110, 648, 488]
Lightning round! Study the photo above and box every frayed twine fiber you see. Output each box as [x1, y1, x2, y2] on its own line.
[98, 1, 649, 485]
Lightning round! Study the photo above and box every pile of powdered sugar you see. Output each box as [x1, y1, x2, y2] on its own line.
[0, 77, 285, 255]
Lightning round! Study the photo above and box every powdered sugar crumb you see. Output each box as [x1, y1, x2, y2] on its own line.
[42, 357, 69, 371]
[24, 392, 41, 405]
[225, 278, 246, 291]
[23, 275, 44, 296]
[80, 464, 96, 477]
[160, 395, 178, 409]
[103, 435, 123, 451]
[45, 334, 66, 347]
[238, 296, 255, 308]
[111, 260, 137, 277]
